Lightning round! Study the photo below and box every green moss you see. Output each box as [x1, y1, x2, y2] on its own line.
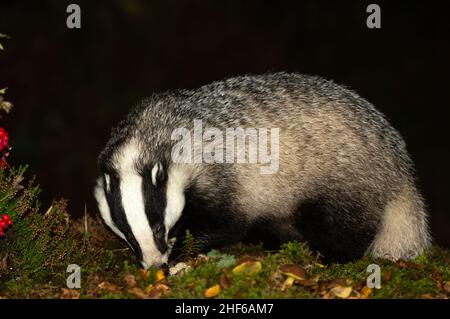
[164, 243, 450, 299]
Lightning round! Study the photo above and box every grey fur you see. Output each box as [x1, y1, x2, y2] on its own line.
[96, 72, 431, 263]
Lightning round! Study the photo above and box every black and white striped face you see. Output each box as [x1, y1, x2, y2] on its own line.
[94, 140, 186, 269]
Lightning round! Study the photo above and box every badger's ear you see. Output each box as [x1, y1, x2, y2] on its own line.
[151, 162, 166, 187]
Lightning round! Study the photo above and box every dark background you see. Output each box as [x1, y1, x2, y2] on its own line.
[0, 1, 449, 247]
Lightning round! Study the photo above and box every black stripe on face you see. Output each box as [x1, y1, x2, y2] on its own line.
[142, 163, 168, 254]
[103, 172, 143, 261]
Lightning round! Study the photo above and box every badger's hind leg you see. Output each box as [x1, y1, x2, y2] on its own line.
[295, 196, 381, 263]
[243, 216, 304, 249]
[367, 184, 431, 261]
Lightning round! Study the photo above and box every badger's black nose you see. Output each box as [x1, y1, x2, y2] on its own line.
[161, 263, 169, 276]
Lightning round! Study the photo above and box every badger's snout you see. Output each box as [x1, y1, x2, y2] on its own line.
[140, 253, 168, 269]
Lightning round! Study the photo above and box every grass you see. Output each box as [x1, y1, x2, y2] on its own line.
[0, 166, 449, 299]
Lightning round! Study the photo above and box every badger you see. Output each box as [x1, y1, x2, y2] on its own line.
[94, 72, 430, 268]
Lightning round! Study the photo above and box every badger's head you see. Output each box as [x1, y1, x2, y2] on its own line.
[94, 138, 186, 269]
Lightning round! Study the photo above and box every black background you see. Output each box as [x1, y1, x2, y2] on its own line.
[0, 1, 449, 247]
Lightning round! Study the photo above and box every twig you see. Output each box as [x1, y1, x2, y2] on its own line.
[84, 203, 88, 234]
[44, 205, 53, 217]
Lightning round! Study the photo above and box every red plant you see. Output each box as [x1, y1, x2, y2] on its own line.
[0, 213, 12, 238]
[0, 127, 10, 168]
[0, 127, 8, 150]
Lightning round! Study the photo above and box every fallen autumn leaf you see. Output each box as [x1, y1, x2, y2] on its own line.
[204, 284, 221, 298]
[60, 288, 80, 299]
[329, 285, 352, 299]
[443, 281, 450, 294]
[232, 260, 262, 276]
[139, 268, 151, 280]
[359, 286, 372, 299]
[97, 281, 120, 292]
[156, 269, 166, 282]
[124, 274, 137, 288]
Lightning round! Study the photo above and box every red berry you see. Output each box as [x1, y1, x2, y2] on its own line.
[2, 213, 10, 221]
[7, 220, 12, 226]
[0, 231, 4, 238]
[0, 128, 9, 152]
[0, 220, 7, 229]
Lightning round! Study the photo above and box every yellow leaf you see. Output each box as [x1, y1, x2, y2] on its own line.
[156, 269, 165, 282]
[330, 285, 352, 299]
[0, 88, 7, 94]
[360, 286, 372, 299]
[204, 284, 221, 298]
[232, 261, 262, 276]
[144, 284, 154, 294]
[310, 275, 320, 283]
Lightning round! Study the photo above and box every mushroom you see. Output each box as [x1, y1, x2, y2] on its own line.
[279, 264, 308, 290]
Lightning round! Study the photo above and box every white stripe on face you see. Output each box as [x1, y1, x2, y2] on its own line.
[119, 171, 166, 266]
[94, 178, 127, 242]
[164, 165, 189, 233]
[114, 139, 168, 268]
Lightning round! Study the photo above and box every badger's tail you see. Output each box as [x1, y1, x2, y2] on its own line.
[367, 182, 431, 261]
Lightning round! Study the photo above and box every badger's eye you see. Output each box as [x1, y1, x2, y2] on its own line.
[153, 224, 162, 234]
[149, 162, 166, 187]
